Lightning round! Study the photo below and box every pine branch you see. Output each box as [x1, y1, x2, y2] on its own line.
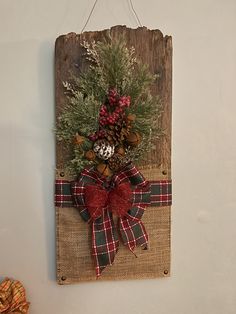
[56, 91, 100, 142]
[56, 38, 163, 174]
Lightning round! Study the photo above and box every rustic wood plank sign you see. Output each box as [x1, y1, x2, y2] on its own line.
[55, 26, 172, 283]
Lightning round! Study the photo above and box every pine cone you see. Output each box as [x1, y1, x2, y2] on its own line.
[108, 153, 129, 172]
[105, 119, 130, 145]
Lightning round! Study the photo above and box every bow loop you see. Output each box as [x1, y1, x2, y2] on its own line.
[108, 182, 132, 218]
[84, 185, 108, 220]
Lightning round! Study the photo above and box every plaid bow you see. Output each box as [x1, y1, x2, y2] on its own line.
[71, 163, 151, 277]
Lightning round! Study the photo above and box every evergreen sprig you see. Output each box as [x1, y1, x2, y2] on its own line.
[56, 82, 100, 141]
[56, 37, 163, 174]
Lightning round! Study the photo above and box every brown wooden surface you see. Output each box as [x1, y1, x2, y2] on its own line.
[55, 26, 172, 284]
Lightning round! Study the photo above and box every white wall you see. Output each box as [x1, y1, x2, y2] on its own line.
[0, 0, 236, 313]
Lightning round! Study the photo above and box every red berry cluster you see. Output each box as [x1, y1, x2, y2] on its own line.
[89, 129, 106, 142]
[99, 89, 131, 127]
[89, 89, 131, 142]
[108, 89, 131, 107]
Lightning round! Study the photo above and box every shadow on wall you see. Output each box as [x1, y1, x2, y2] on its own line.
[37, 40, 56, 282]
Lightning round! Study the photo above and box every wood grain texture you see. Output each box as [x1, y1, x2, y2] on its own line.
[55, 26, 172, 283]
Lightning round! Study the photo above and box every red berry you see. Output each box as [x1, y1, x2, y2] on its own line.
[126, 96, 131, 104]
[109, 89, 117, 97]
[89, 134, 97, 142]
[109, 96, 116, 104]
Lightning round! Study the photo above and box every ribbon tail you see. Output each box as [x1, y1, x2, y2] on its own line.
[91, 209, 119, 278]
[118, 215, 148, 253]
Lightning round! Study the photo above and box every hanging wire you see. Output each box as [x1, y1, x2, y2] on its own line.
[81, 0, 99, 33]
[80, 0, 143, 34]
[129, 0, 142, 27]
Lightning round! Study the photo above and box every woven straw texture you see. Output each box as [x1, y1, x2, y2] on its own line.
[55, 26, 172, 284]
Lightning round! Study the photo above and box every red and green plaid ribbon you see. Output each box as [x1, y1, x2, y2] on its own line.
[55, 164, 172, 277]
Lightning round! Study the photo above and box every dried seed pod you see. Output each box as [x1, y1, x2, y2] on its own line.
[126, 132, 141, 147]
[126, 113, 136, 122]
[97, 163, 112, 177]
[74, 133, 84, 145]
[84, 150, 96, 161]
[116, 146, 126, 156]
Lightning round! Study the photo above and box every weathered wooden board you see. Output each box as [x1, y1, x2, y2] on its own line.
[55, 26, 172, 284]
